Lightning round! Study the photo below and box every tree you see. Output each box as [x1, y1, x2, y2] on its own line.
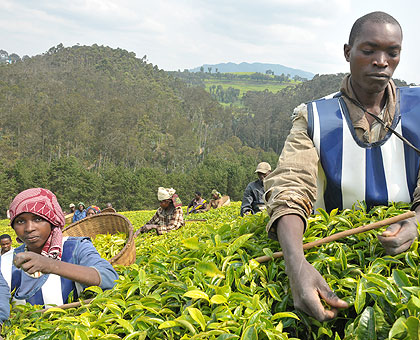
[9, 53, 21, 63]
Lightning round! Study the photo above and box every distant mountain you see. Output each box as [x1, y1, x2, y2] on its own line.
[190, 62, 314, 79]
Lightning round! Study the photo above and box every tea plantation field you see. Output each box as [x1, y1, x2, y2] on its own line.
[0, 202, 419, 339]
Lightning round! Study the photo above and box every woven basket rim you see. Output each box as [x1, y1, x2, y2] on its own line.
[63, 212, 134, 265]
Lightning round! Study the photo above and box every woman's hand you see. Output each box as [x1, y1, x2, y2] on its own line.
[14, 251, 101, 286]
[140, 225, 157, 233]
[134, 224, 157, 237]
[13, 252, 54, 275]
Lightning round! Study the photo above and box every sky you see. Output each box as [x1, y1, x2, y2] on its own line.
[2, 0, 419, 84]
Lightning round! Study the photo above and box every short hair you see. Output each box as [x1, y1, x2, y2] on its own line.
[195, 191, 202, 196]
[348, 11, 402, 45]
[0, 234, 12, 242]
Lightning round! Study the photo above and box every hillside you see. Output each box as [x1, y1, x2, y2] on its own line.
[0, 44, 405, 215]
[169, 70, 301, 106]
[0, 44, 279, 213]
[0, 44, 233, 171]
[189, 62, 314, 79]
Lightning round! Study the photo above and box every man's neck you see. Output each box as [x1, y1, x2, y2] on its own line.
[350, 79, 387, 116]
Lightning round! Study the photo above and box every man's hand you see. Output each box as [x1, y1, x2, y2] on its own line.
[287, 257, 348, 321]
[13, 252, 54, 275]
[377, 212, 419, 255]
[276, 214, 348, 322]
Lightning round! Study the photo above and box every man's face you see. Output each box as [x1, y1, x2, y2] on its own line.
[257, 171, 270, 181]
[0, 238, 12, 254]
[344, 21, 402, 96]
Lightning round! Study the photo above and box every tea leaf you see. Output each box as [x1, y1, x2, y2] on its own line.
[355, 307, 376, 340]
[210, 295, 228, 304]
[241, 325, 258, 340]
[272, 312, 300, 321]
[388, 316, 407, 339]
[355, 278, 366, 314]
[182, 236, 201, 250]
[187, 307, 206, 331]
[227, 233, 253, 256]
[197, 261, 225, 278]
[183, 290, 210, 302]
[405, 316, 420, 340]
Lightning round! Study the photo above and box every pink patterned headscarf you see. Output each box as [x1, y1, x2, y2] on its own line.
[9, 188, 65, 260]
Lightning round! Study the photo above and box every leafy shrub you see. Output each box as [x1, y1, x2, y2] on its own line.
[1, 202, 420, 339]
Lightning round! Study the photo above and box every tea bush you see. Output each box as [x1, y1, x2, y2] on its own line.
[1, 202, 420, 339]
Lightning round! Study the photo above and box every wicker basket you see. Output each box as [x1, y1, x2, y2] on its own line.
[65, 213, 74, 225]
[62, 212, 135, 266]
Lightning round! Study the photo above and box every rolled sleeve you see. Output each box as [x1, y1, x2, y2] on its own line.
[146, 211, 160, 226]
[264, 103, 319, 239]
[74, 238, 119, 290]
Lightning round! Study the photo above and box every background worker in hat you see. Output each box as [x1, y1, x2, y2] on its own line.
[240, 162, 272, 216]
[68, 203, 76, 214]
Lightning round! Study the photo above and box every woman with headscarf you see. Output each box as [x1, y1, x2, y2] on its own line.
[0, 188, 118, 327]
[134, 187, 184, 237]
[86, 205, 101, 217]
[207, 189, 231, 210]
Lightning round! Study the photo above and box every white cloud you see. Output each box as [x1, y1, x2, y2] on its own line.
[1, 0, 419, 83]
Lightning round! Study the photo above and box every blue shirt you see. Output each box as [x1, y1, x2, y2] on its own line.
[72, 209, 87, 222]
[0, 237, 119, 322]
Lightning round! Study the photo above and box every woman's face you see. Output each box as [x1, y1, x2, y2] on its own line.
[87, 209, 96, 217]
[13, 212, 52, 253]
[159, 199, 171, 209]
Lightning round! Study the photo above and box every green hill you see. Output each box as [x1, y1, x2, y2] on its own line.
[169, 70, 302, 106]
[189, 61, 315, 79]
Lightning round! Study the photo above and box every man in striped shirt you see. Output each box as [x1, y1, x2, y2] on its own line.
[264, 11, 420, 322]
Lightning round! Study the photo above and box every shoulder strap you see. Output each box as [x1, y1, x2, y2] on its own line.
[341, 92, 420, 155]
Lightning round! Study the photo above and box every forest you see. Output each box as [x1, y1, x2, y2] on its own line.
[0, 44, 407, 216]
